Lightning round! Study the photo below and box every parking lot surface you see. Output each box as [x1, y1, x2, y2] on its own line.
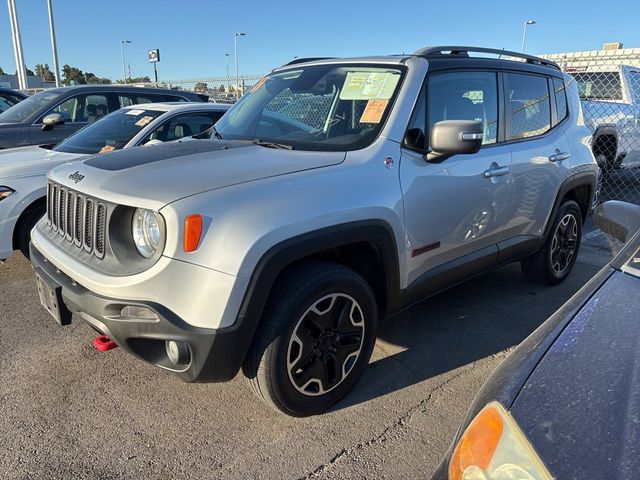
[0, 230, 616, 480]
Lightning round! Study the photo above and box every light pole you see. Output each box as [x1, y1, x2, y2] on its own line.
[234, 32, 246, 99]
[7, 0, 27, 89]
[46, 0, 61, 87]
[225, 53, 230, 91]
[121, 40, 131, 83]
[521, 20, 536, 53]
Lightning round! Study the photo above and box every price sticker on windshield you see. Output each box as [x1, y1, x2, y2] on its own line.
[135, 116, 154, 127]
[99, 145, 115, 153]
[340, 72, 400, 100]
[360, 99, 388, 124]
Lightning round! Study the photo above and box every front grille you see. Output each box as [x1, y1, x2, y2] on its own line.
[46, 181, 107, 259]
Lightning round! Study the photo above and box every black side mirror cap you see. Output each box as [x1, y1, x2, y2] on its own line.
[426, 120, 483, 163]
[403, 128, 426, 151]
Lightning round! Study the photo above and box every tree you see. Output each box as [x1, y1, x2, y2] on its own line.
[84, 72, 110, 85]
[116, 75, 151, 84]
[217, 85, 225, 93]
[62, 64, 86, 85]
[35, 63, 55, 82]
[194, 81, 208, 93]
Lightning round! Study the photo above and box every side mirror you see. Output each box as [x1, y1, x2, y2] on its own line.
[426, 120, 483, 163]
[144, 139, 164, 147]
[41, 113, 65, 131]
[594, 200, 640, 243]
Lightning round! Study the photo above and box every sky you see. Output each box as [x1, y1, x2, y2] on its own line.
[0, 0, 638, 82]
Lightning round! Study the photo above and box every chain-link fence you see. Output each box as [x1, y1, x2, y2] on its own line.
[542, 47, 640, 206]
[138, 75, 264, 103]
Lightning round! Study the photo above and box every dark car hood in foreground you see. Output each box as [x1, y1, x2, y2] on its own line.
[511, 270, 640, 479]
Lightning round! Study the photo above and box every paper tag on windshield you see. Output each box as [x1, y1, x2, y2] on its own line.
[99, 145, 115, 153]
[360, 99, 388, 124]
[135, 116, 154, 127]
[340, 72, 400, 100]
[126, 109, 145, 116]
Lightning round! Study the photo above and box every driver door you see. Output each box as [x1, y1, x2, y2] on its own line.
[400, 70, 512, 287]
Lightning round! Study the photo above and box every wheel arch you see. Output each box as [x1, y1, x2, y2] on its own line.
[233, 220, 402, 366]
[591, 125, 619, 165]
[545, 171, 597, 238]
[12, 194, 46, 251]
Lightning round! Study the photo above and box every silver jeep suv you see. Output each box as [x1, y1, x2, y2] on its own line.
[30, 47, 598, 416]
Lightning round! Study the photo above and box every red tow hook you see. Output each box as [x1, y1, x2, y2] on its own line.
[93, 335, 118, 352]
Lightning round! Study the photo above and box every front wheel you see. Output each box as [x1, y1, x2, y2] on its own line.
[521, 200, 582, 286]
[242, 261, 378, 416]
[16, 203, 46, 259]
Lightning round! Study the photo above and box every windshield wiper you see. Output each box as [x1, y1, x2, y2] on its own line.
[193, 124, 223, 140]
[251, 139, 294, 150]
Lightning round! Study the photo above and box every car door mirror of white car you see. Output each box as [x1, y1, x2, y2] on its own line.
[594, 200, 640, 243]
[426, 120, 483, 163]
[144, 139, 164, 147]
[41, 113, 65, 131]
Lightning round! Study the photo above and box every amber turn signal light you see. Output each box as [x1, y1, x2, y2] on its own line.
[183, 214, 203, 253]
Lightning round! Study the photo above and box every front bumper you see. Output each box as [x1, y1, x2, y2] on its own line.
[31, 244, 252, 382]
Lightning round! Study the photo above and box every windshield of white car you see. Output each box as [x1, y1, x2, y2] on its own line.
[53, 108, 164, 154]
[0, 90, 62, 123]
[215, 64, 405, 151]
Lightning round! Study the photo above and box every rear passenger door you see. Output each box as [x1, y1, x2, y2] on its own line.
[501, 72, 572, 242]
[400, 70, 513, 286]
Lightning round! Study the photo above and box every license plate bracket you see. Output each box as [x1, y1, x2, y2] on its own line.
[35, 272, 72, 326]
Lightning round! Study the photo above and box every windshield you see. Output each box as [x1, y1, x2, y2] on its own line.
[54, 108, 164, 154]
[0, 90, 62, 123]
[215, 64, 404, 151]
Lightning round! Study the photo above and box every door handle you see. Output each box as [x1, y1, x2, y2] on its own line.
[483, 165, 510, 178]
[549, 149, 571, 162]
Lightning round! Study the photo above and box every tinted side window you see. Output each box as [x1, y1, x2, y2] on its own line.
[48, 93, 110, 123]
[553, 78, 568, 125]
[428, 71, 498, 145]
[143, 112, 223, 143]
[506, 73, 551, 140]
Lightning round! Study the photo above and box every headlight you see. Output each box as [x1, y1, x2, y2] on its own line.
[132, 208, 161, 258]
[0, 186, 15, 201]
[449, 402, 552, 480]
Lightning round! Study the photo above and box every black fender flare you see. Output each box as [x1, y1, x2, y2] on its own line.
[228, 220, 402, 371]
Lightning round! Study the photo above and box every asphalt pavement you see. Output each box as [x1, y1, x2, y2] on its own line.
[0, 230, 617, 479]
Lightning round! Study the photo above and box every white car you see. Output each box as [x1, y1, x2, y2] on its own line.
[0, 102, 230, 261]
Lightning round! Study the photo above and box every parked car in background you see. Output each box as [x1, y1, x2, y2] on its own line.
[0, 85, 208, 149]
[433, 200, 640, 480]
[569, 64, 640, 170]
[0, 102, 229, 261]
[0, 87, 26, 113]
[30, 47, 597, 417]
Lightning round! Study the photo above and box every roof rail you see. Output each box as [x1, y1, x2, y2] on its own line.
[283, 57, 335, 66]
[413, 46, 560, 70]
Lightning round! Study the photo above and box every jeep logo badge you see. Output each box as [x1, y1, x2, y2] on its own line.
[68, 171, 85, 184]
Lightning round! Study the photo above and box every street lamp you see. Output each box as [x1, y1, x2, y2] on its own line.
[225, 53, 230, 87]
[234, 32, 246, 99]
[521, 20, 536, 53]
[121, 40, 132, 83]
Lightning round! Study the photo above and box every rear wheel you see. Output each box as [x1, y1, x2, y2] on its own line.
[521, 200, 582, 286]
[242, 261, 378, 416]
[15, 202, 46, 259]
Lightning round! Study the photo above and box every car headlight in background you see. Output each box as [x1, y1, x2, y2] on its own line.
[0, 186, 15, 201]
[132, 208, 161, 258]
[449, 402, 552, 480]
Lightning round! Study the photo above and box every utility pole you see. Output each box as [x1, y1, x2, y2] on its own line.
[234, 32, 246, 100]
[46, 0, 61, 87]
[7, 0, 27, 89]
[121, 40, 131, 83]
[521, 20, 536, 53]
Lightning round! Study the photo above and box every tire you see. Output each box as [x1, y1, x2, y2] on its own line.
[15, 203, 46, 259]
[521, 200, 582, 286]
[242, 260, 378, 417]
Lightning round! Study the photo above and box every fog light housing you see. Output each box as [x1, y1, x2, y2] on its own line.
[166, 340, 190, 365]
[120, 305, 158, 320]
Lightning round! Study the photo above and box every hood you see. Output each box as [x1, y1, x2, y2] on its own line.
[511, 270, 640, 479]
[48, 140, 346, 209]
[0, 145, 82, 180]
